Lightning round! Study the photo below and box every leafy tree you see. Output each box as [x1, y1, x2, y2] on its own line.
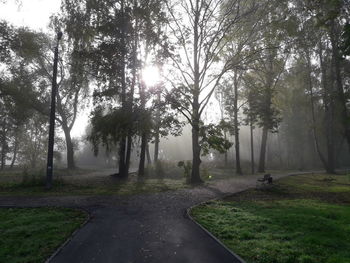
[240, 0, 294, 173]
[303, 0, 350, 159]
[63, 0, 169, 177]
[165, 0, 259, 183]
[150, 85, 184, 163]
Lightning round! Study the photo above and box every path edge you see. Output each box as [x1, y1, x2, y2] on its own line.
[44, 207, 91, 263]
[186, 196, 246, 263]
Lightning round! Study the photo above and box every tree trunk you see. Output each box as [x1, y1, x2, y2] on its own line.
[10, 136, 18, 169]
[258, 126, 268, 173]
[0, 145, 5, 170]
[191, 116, 202, 184]
[224, 131, 228, 166]
[118, 138, 127, 178]
[190, 1, 203, 184]
[154, 134, 159, 163]
[139, 133, 147, 176]
[0, 126, 7, 170]
[125, 134, 132, 175]
[118, 0, 128, 179]
[308, 45, 330, 172]
[146, 143, 151, 164]
[321, 60, 334, 172]
[125, 3, 140, 176]
[233, 71, 242, 175]
[154, 90, 161, 163]
[250, 121, 255, 174]
[319, 43, 335, 173]
[329, 22, 350, 156]
[62, 125, 75, 169]
[138, 71, 147, 177]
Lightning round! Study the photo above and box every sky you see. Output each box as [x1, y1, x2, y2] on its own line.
[1, 0, 92, 138]
[0, 0, 61, 31]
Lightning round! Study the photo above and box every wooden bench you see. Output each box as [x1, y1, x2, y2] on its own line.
[257, 174, 273, 184]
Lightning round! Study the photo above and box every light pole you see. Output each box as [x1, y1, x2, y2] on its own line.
[46, 31, 62, 190]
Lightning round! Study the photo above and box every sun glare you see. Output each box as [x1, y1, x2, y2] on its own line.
[142, 66, 160, 87]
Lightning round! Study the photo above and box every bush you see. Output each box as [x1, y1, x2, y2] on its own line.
[178, 161, 192, 183]
[20, 168, 64, 187]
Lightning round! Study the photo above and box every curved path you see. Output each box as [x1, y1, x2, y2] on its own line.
[0, 173, 295, 263]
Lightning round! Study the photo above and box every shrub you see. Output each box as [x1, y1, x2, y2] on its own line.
[178, 160, 192, 183]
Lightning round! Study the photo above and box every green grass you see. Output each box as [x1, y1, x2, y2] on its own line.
[191, 174, 350, 263]
[0, 176, 188, 197]
[0, 207, 87, 263]
[0, 166, 191, 196]
[0, 165, 243, 197]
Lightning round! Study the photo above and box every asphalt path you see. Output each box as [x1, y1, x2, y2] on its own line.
[0, 173, 299, 263]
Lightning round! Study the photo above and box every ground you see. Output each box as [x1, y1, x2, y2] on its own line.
[191, 173, 350, 263]
[0, 207, 87, 263]
[0, 169, 336, 263]
[0, 169, 295, 263]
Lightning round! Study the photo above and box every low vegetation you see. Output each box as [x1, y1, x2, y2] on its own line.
[0, 207, 87, 263]
[0, 173, 188, 197]
[0, 166, 298, 197]
[191, 173, 350, 263]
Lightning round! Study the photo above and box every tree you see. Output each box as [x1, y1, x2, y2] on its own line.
[165, 0, 258, 183]
[63, 0, 135, 177]
[241, 0, 294, 173]
[0, 24, 43, 170]
[151, 84, 184, 164]
[303, 0, 350, 159]
[63, 0, 169, 177]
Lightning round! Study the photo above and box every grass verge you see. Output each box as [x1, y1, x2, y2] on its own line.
[0, 207, 87, 263]
[190, 173, 350, 263]
[0, 177, 188, 197]
[0, 165, 245, 197]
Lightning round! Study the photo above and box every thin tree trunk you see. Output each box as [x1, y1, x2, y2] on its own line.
[318, 43, 335, 173]
[126, 1, 141, 176]
[233, 71, 242, 175]
[138, 56, 148, 177]
[118, 0, 128, 178]
[258, 51, 274, 174]
[224, 131, 228, 166]
[0, 125, 6, 170]
[154, 90, 161, 163]
[258, 126, 268, 173]
[125, 134, 132, 175]
[10, 136, 18, 169]
[0, 146, 5, 170]
[329, 22, 350, 155]
[250, 121, 254, 174]
[306, 47, 329, 171]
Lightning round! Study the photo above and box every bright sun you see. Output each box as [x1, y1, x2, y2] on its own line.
[142, 66, 160, 87]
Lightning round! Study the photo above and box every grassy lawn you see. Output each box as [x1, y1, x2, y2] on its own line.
[190, 173, 350, 263]
[0, 176, 189, 197]
[0, 207, 87, 263]
[0, 166, 191, 196]
[0, 165, 247, 197]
